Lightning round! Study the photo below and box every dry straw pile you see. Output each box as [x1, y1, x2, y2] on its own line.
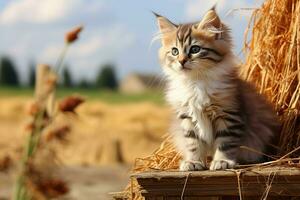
[124, 0, 300, 199]
[242, 0, 300, 155]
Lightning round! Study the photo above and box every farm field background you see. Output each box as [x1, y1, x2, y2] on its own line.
[0, 87, 170, 199]
[0, 86, 165, 104]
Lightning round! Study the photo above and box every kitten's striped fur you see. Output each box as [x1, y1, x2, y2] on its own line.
[155, 8, 280, 170]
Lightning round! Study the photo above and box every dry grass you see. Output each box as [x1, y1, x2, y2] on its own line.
[133, 135, 180, 172]
[242, 0, 300, 155]
[123, 0, 300, 199]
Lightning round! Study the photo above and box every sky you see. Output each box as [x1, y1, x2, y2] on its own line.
[0, 0, 263, 84]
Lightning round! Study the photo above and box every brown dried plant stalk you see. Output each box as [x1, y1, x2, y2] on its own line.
[13, 26, 83, 200]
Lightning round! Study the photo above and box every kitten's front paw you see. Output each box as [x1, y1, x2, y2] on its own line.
[180, 160, 206, 171]
[209, 159, 236, 170]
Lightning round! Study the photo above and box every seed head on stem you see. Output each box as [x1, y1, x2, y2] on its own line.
[65, 25, 83, 44]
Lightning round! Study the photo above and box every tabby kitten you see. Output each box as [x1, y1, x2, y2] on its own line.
[155, 8, 280, 171]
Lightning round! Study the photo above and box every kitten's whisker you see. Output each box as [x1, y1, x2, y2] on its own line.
[225, 8, 258, 18]
[150, 32, 163, 49]
[146, 73, 166, 92]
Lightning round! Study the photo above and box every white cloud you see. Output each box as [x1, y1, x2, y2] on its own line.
[185, 0, 262, 21]
[67, 26, 135, 80]
[73, 37, 103, 57]
[185, 0, 220, 20]
[40, 37, 104, 62]
[0, 0, 103, 25]
[41, 25, 135, 64]
[27, 25, 135, 81]
[0, 0, 134, 83]
[73, 26, 134, 58]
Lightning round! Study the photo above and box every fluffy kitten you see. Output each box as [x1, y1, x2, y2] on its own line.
[155, 8, 280, 171]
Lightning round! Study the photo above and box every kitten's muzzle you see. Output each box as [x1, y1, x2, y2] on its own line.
[178, 59, 192, 71]
[179, 57, 188, 66]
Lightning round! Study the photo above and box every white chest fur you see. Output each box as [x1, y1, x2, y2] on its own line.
[166, 78, 214, 145]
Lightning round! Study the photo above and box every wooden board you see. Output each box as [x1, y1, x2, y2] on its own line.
[132, 167, 300, 199]
[110, 192, 129, 200]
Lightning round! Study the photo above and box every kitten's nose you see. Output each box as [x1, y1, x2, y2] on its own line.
[179, 56, 188, 66]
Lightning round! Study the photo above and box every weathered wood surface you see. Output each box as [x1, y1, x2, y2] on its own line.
[132, 167, 300, 199]
[110, 192, 129, 200]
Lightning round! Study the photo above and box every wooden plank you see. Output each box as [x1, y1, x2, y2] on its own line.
[110, 191, 129, 200]
[132, 167, 300, 198]
[133, 167, 300, 179]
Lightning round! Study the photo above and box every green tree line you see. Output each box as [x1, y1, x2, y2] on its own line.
[0, 56, 118, 90]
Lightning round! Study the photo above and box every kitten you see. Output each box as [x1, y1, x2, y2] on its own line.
[155, 8, 280, 171]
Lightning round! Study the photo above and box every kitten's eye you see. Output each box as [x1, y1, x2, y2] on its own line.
[189, 45, 201, 54]
[171, 47, 179, 56]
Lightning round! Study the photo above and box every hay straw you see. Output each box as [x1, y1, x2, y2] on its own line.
[242, 0, 300, 155]
[122, 0, 300, 199]
[123, 135, 181, 199]
[180, 173, 191, 200]
[133, 135, 181, 172]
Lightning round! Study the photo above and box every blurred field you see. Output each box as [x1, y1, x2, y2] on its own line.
[0, 88, 170, 199]
[0, 86, 165, 104]
[0, 89, 169, 164]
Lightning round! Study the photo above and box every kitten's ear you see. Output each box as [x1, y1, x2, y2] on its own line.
[196, 7, 223, 39]
[153, 12, 177, 33]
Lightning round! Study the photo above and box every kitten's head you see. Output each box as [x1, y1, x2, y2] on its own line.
[155, 8, 233, 79]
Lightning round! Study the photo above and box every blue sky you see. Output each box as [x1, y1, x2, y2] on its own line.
[0, 0, 263, 83]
